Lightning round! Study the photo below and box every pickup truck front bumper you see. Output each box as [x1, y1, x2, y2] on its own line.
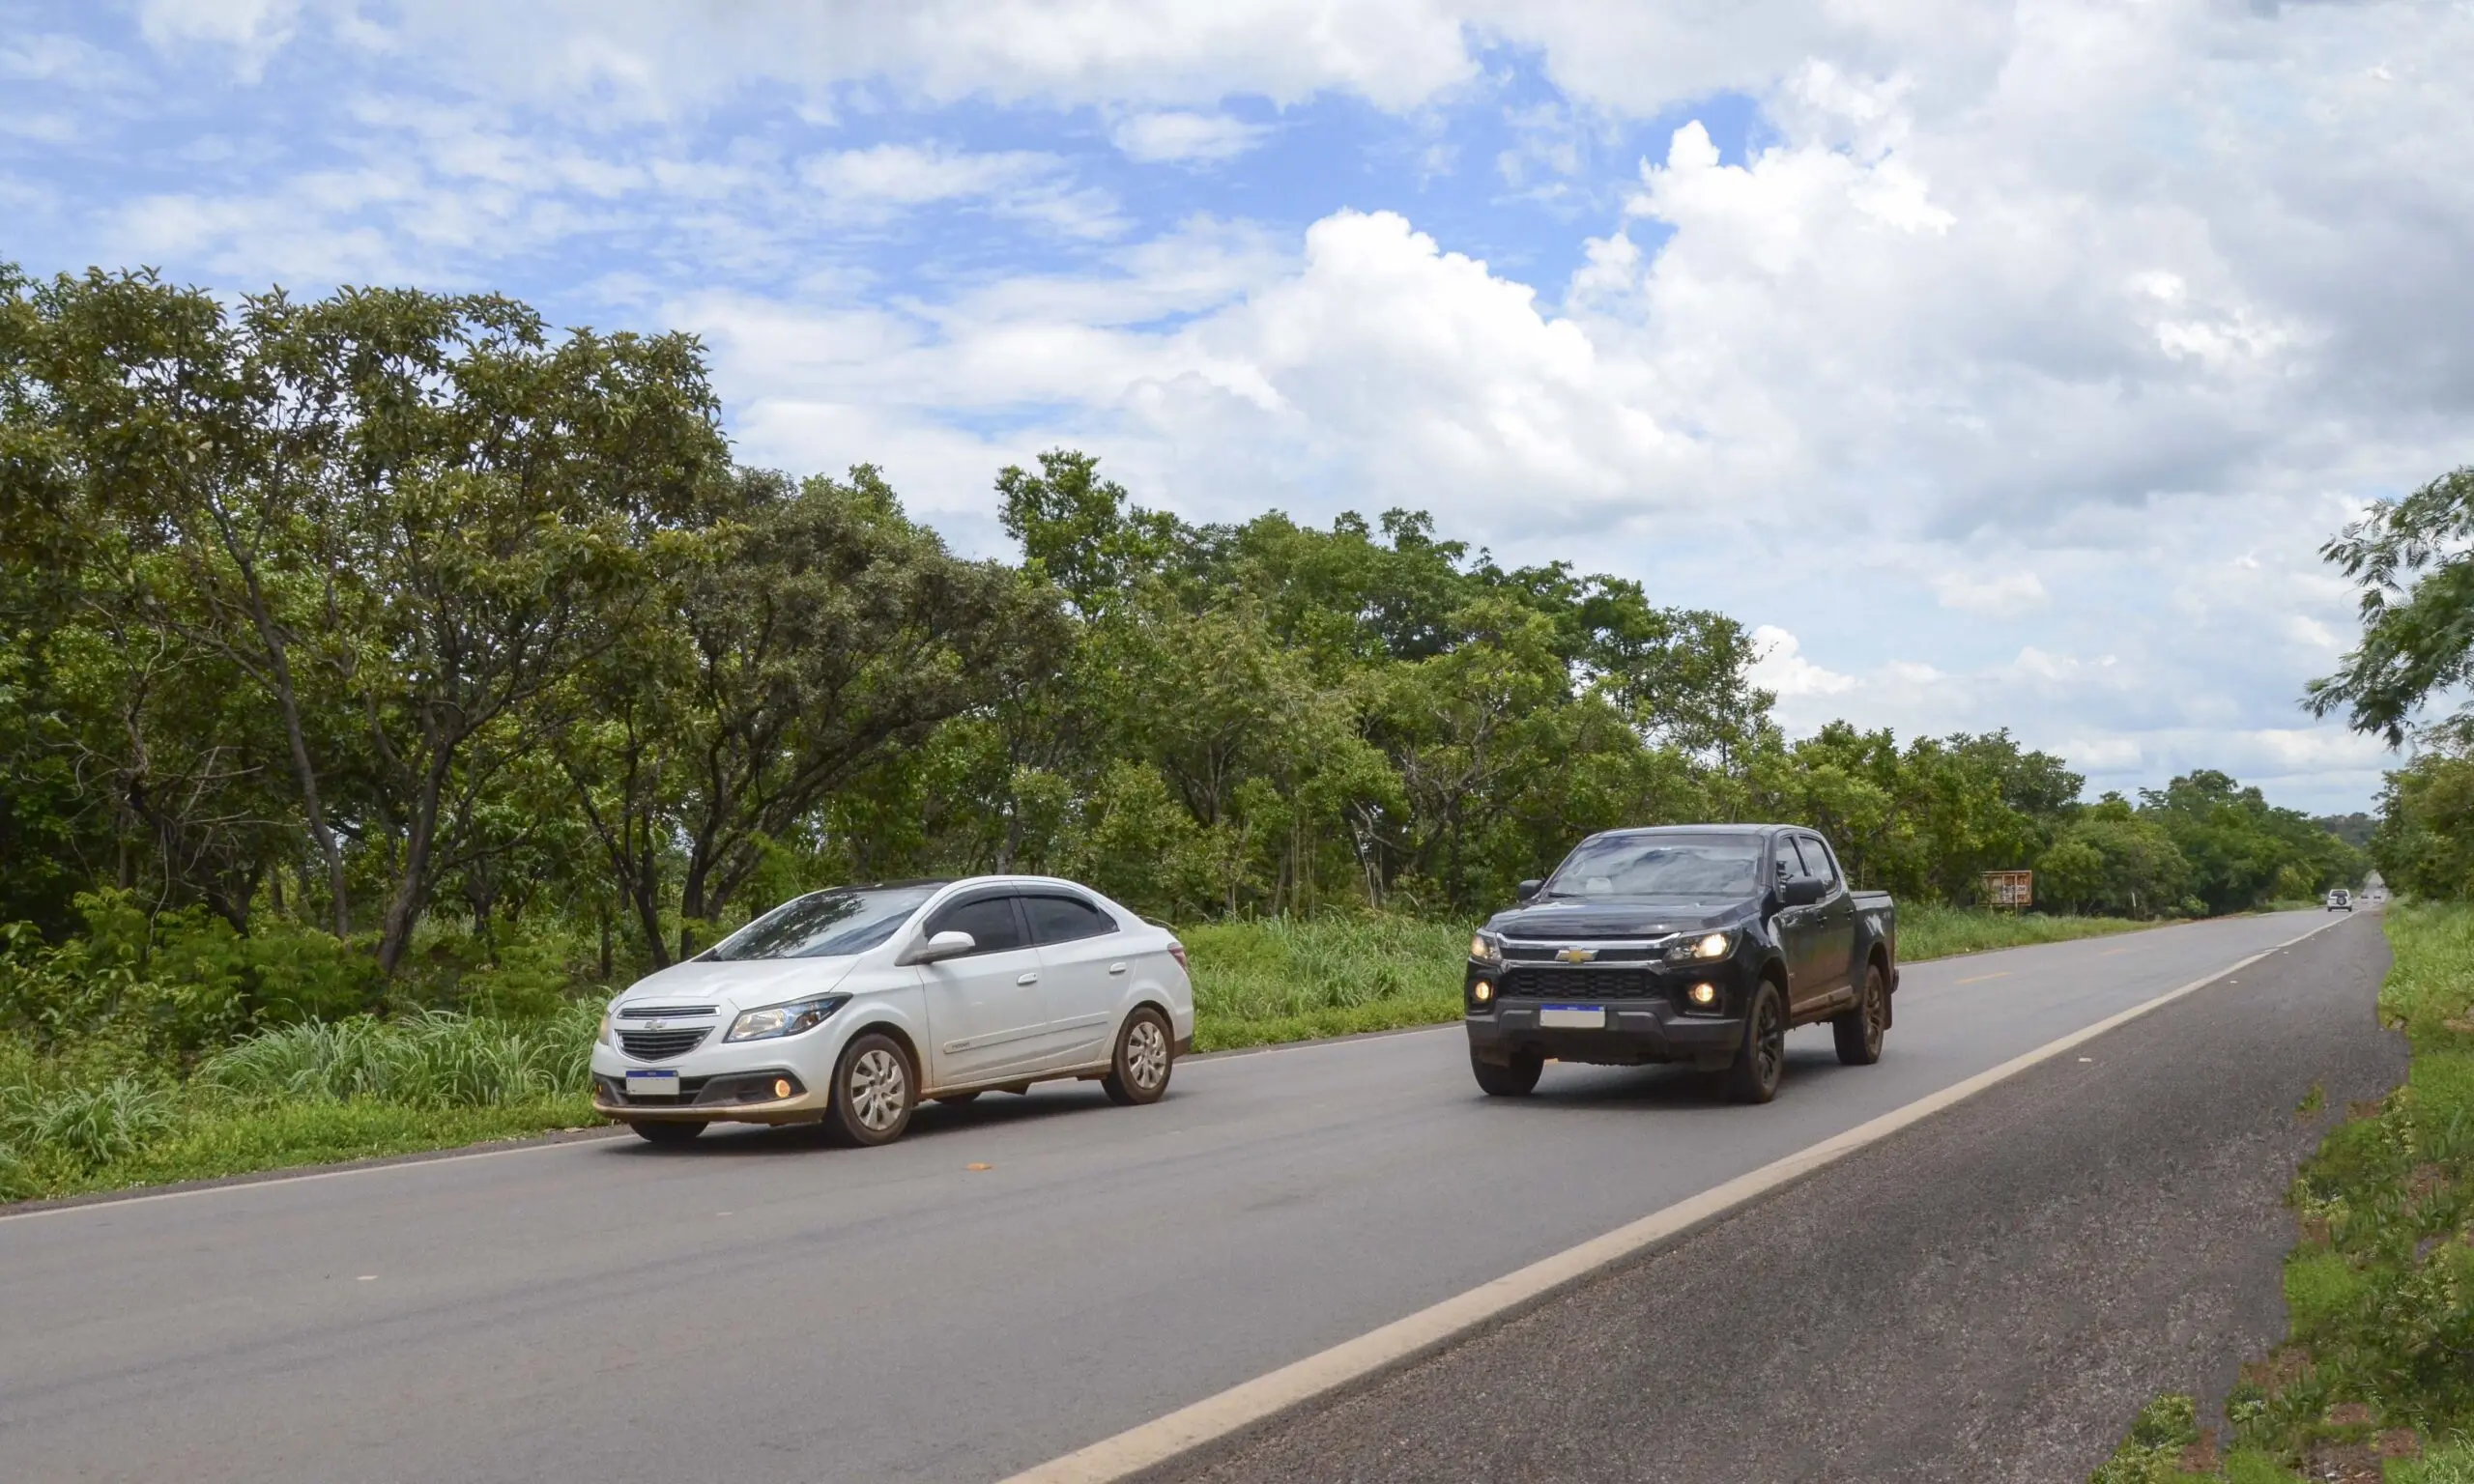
[1465, 1000, 1746, 1070]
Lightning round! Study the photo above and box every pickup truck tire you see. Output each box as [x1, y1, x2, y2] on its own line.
[1471, 1047, 1543, 1097]
[1726, 982, 1787, 1104]
[1832, 962, 1888, 1066]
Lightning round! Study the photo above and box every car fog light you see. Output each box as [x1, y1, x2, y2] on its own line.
[1688, 982, 1717, 1007]
[773, 1078, 792, 1099]
[1473, 981, 1494, 1004]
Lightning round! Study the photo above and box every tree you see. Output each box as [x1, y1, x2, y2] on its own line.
[2307, 464, 2474, 742]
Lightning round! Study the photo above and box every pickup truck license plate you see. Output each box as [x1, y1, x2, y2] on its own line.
[624, 1070, 682, 1098]
[1539, 1005, 1606, 1029]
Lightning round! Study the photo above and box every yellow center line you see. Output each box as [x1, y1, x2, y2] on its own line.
[1953, 971, 2012, 985]
[2100, 947, 2131, 957]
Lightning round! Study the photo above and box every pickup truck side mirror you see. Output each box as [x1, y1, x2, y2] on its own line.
[899, 929, 976, 965]
[1516, 878, 1543, 902]
[1780, 876, 1827, 908]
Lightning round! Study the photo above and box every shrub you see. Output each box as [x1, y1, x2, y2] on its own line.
[0, 1075, 177, 1171]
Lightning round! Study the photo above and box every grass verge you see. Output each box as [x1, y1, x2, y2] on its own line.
[2086, 901, 2474, 1483]
[0, 905, 2179, 1205]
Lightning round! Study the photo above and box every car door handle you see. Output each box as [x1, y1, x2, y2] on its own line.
[1108, 962, 1128, 975]
[1017, 972, 1039, 985]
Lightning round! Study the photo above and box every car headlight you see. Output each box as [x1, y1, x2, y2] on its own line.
[1470, 930, 1504, 964]
[1665, 930, 1733, 963]
[726, 993, 851, 1042]
[596, 1007, 614, 1045]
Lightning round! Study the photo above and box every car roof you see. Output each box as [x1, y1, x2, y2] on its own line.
[1585, 823, 1795, 839]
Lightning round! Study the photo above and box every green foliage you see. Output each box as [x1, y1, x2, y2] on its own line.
[198, 1005, 596, 1108]
[2089, 1394, 2204, 1484]
[1898, 904, 2158, 960]
[2308, 465, 2474, 744]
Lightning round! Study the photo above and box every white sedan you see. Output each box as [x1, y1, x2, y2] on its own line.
[590, 876, 1194, 1147]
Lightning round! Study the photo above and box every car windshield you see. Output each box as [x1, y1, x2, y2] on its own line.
[704, 886, 940, 961]
[1541, 835, 1765, 899]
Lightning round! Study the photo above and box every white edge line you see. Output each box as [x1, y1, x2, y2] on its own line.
[995, 912, 2353, 1484]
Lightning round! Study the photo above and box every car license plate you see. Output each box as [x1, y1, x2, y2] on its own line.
[1540, 1005, 1606, 1029]
[625, 1070, 682, 1098]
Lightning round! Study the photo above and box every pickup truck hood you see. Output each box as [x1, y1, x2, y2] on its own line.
[1486, 899, 1749, 940]
[612, 956, 857, 1013]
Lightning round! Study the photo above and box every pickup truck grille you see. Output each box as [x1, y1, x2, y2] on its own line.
[1500, 965, 1660, 1000]
[618, 1027, 710, 1061]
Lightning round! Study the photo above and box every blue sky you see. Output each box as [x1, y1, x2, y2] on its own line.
[9, 1, 2472, 813]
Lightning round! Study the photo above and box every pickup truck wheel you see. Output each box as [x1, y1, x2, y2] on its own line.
[824, 1033, 916, 1147]
[1832, 963, 1888, 1067]
[1726, 983, 1786, 1104]
[1471, 1047, 1543, 1097]
[628, 1120, 705, 1145]
[1102, 1007, 1173, 1106]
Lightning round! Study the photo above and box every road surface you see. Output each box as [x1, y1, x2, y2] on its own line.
[0, 910, 2382, 1483]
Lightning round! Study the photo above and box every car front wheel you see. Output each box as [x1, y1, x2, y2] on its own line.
[1103, 1007, 1174, 1106]
[826, 1033, 916, 1147]
[1471, 1047, 1542, 1097]
[1726, 982, 1787, 1104]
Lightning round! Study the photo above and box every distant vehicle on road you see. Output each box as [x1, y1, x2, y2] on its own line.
[591, 877, 1194, 1147]
[1464, 825, 1898, 1104]
[2326, 889, 2353, 912]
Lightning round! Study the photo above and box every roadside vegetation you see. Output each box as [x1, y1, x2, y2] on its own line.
[2087, 902, 2474, 1483]
[0, 264, 2366, 1202]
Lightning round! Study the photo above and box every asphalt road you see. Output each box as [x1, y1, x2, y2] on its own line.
[0, 910, 2376, 1484]
[1168, 913, 2405, 1484]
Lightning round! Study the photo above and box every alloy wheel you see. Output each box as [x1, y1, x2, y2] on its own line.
[1126, 1017, 1169, 1091]
[848, 1046, 906, 1132]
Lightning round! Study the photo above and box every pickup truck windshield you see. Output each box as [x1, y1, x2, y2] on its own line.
[705, 886, 939, 961]
[1544, 835, 1764, 899]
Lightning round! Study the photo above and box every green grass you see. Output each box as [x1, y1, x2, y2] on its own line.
[0, 904, 2193, 1204]
[1898, 903, 2161, 961]
[2086, 900, 2474, 1482]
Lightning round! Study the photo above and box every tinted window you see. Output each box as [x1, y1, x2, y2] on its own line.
[1798, 836, 1839, 886]
[1543, 834, 1764, 898]
[1023, 894, 1118, 945]
[705, 886, 937, 961]
[924, 895, 1026, 955]
[1772, 837, 1807, 881]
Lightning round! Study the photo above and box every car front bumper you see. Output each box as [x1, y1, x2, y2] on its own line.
[590, 1022, 852, 1125]
[1465, 1000, 1746, 1069]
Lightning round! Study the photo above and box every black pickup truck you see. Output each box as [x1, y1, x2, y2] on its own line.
[1463, 823, 1898, 1104]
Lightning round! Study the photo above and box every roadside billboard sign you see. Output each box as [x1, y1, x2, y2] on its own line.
[1983, 870, 2032, 909]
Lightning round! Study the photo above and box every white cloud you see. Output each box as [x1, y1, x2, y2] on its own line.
[1931, 569, 2048, 617]
[135, 0, 301, 80]
[1109, 110, 1270, 163]
[1749, 626, 1857, 699]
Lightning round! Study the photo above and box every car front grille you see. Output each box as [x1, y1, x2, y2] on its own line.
[1500, 965, 1661, 1000]
[618, 1004, 716, 1020]
[618, 1027, 710, 1061]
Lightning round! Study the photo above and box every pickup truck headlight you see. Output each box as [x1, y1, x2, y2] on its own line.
[726, 993, 851, 1042]
[1665, 930, 1733, 963]
[1470, 931, 1504, 964]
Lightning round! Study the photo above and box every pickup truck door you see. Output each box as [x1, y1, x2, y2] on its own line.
[1769, 836, 1821, 1012]
[1797, 834, 1859, 1006]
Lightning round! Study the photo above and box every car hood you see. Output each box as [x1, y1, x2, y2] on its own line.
[611, 956, 859, 1013]
[1486, 899, 1751, 940]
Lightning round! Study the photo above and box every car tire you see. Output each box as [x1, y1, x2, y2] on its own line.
[1832, 962, 1888, 1067]
[629, 1120, 705, 1145]
[1726, 981, 1787, 1104]
[825, 1032, 916, 1147]
[1470, 1047, 1543, 1097]
[932, 1091, 982, 1105]
[1102, 1007, 1174, 1106]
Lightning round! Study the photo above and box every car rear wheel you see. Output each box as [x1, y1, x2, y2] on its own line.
[629, 1120, 705, 1145]
[1726, 982, 1787, 1104]
[1471, 1047, 1543, 1097]
[1103, 1007, 1173, 1106]
[825, 1033, 916, 1147]
[1832, 962, 1888, 1067]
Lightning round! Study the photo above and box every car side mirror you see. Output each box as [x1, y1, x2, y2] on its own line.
[900, 929, 976, 965]
[1781, 876, 1827, 908]
[1516, 879, 1543, 902]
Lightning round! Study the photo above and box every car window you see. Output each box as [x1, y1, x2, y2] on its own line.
[1798, 836, 1839, 887]
[923, 895, 1026, 956]
[704, 885, 938, 961]
[1023, 894, 1118, 945]
[1773, 837, 1808, 881]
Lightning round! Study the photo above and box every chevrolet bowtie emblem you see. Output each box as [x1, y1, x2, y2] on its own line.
[1556, 948, 1597, 964]
[647, 1019, 669, 1030]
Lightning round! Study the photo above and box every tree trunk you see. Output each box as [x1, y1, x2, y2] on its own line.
[377, 752, 450, 976]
